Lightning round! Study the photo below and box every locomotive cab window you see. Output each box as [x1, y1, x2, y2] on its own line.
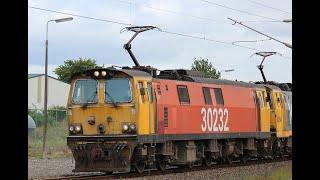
[267, 92, 274, 109]
[257, 93, 263, 108]
[105, 78, 132, 103]
[202, 87, 212, 105]
[138, 82, 146, 103]
[257, 92, 264, 108]
[177, 85, 190, 104]
[72, 79, 98, 104]
[213, 88, 224, 105]
[147, 82, 153, 103]
[263, 91, 269, 108]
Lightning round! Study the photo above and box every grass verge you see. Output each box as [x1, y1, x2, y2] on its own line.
[28, 121, 72, 158]
[242, 166, 292, 180]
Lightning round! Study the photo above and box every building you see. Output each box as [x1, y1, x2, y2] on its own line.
[28, 74, 70, 109]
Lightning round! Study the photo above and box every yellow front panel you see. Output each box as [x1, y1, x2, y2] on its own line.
[69, 105, 134, 135]
[68, 78, 137, 135]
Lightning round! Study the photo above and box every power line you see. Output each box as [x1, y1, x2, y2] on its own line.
[28, 6, 291, 59]
[232, 38, 271, 44]
[114, 0, 225, 24]
[241, 20, 290, 23]
[29, 6, 133, 26]
[114, 0, 290, 24]
[246, 0, 291, 14]
[228, 17, 292, 49]
[116, 0, 290, 25]
[198, 0, 281, 21]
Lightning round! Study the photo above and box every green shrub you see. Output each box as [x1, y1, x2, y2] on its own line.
[28, 109, 43, 127]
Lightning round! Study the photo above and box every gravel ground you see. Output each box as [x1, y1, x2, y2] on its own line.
[28, 157, 103, 179]
[28, 158, 291, 179]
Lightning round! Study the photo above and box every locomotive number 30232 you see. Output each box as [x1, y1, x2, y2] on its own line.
[201, 107, 229, 132]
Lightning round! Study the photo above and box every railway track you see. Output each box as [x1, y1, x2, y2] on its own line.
[37, 157, 291, 180]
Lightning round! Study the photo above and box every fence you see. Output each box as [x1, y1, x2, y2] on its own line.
[28, 108, 67, 127]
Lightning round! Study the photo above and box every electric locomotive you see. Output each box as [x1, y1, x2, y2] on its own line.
[66, 26, 292, 173]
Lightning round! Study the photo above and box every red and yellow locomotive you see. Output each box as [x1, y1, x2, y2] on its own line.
[66, 26, 292, 173]
[67, 68, 292, 173]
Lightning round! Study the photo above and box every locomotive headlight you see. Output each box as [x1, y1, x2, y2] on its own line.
[129, 124, 136, 131]
[94, 71, 99, 77]
[123, 124, 129, 131]
[101, 71, 107, 77]
[69, 126, 74, 132]
[75, 125, 81, 132]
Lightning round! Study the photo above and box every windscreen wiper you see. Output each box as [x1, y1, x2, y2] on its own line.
[81, 91, 97, 108]
[105, 91, 118, 107]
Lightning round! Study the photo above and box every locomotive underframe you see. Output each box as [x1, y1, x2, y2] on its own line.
[67, 134, 292, 173]
[67, 135, 137, 172]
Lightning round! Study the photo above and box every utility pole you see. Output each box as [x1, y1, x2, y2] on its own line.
[228, 18, 292, 49]
[43, 17, 73, 157]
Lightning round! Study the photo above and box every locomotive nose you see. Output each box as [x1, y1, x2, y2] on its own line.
[69, 106, 135, 135]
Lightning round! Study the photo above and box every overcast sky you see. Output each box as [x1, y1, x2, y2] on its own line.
[28, 0, 292, 82]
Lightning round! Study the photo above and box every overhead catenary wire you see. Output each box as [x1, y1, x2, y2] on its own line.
[114, 0, 290, 25]
[246, 0, 291, 14]
[241, 20, 291, 23]
[198, 0, 281, 21]
[28, 6, 291, 59]
[114, 0, 225, 24]
[232, 38, 272, 44]
[29, 6, 133, 26]
[228, 17, 292, 49]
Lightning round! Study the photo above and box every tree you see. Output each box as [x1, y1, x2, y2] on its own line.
[191, 57, 221, 79]
[54, 58, 97, 83]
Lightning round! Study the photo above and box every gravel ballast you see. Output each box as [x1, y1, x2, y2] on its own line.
[28, 158, 291, 179]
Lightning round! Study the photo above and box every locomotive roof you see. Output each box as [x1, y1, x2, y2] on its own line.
[121, 69, 151, 77]
[73, 68, 281, 90]
[156, 69, 283, 89]
[186, 76, 261, 88]
[71, 68, 151, 79]
[261, 84, 282, 90]
[168, 76, 282, 89]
